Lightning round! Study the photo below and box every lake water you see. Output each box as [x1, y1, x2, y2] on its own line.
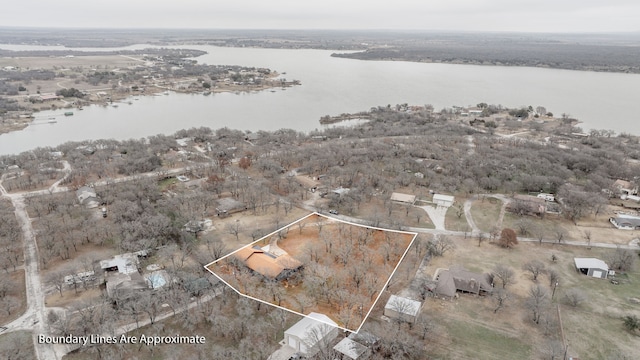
[1, 44, 639, 155]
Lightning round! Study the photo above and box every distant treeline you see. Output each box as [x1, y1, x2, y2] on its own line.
[332, 42, 640, 73]
[0, 48, 206, 58]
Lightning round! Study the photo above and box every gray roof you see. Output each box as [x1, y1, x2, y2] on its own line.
[384, 295, 421, 317]
[333, 338, 368, 360]
[284, 312, 338, 341]
[574, 258, 609, 271]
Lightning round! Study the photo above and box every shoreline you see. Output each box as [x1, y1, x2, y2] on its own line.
[0, 73, 299, 136]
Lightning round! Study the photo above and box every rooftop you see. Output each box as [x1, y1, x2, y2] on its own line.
[574, 258, 609, 271]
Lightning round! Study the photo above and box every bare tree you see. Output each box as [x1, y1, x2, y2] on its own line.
[564, 288, 587, 307]
[226, 220, 242, 241]
[583, 230, 592, 248]
[533, 224, 546, 245]
[427, 235, 456, 256]
[526, 284, 549, 324]
[548, 269, 560, 288]
[476, 231, 486, 247]
[608, 247, 636, 272]
[492, 264, 516, 289]
[522, 260, 547, 281]
[492, 288, 510, 313]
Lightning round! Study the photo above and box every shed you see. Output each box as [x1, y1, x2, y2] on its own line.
[333, 337, 370, 360]
[574, 258, 609, 279]
[284, 312, 338, 357]
[384, 295, 422, 323]
[433, 194, 454, 207]
[390, 192, 416, 205]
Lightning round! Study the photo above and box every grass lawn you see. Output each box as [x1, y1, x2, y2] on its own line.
[441, 319, 532, 360]
[470, 196, 503, 232]
[445, 203, 471, 232]
[424, 237, 640, 359]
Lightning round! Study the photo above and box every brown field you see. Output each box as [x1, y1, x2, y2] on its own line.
[207, 213, 416, 331]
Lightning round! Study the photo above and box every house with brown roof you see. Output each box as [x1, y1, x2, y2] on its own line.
[234, 246, 302, 280]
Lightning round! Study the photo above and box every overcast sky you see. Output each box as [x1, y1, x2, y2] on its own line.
[4, 0, 640, 32]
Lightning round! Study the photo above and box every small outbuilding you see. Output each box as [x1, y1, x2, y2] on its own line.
[333, 337, 371, 360]
[283, 312, 339, 357]
[433, 194, 455, 208]
[390, 192, 416, 205]
[574, 258, 609, 279]
[384, 295, 422, 323]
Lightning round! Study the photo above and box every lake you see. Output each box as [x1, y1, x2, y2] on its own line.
[1, 44, 639, 155]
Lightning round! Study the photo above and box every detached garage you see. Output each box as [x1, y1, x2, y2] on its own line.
[574, 258, 609, 279]
[284, 312, 338, 357]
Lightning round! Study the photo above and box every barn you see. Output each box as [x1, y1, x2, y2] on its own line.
[574, 258, 609, 279]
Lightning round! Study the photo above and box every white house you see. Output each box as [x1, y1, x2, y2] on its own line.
[283, 312, 338, 357]
[433, 194, 455, 208]
[574, 258, 609, 279]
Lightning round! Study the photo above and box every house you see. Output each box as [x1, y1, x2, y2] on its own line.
[76, 186, 101, 209]
[574, 258, 610, 279]
[609, 215, 640, 230]
[234, 246, 302, 280]
[390, 192, 416, 205]
[215, 197, 247, 217]
[106, 272, 148, 299]
[433, 194, 455, 208]
[434, 266, 494, 297]
[467, 107, 483, 116]
[99, 251, 148, 275]
[613, 179, 638, 196]
[283, 312, 339, 357]
[384, 295, 422, 323]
